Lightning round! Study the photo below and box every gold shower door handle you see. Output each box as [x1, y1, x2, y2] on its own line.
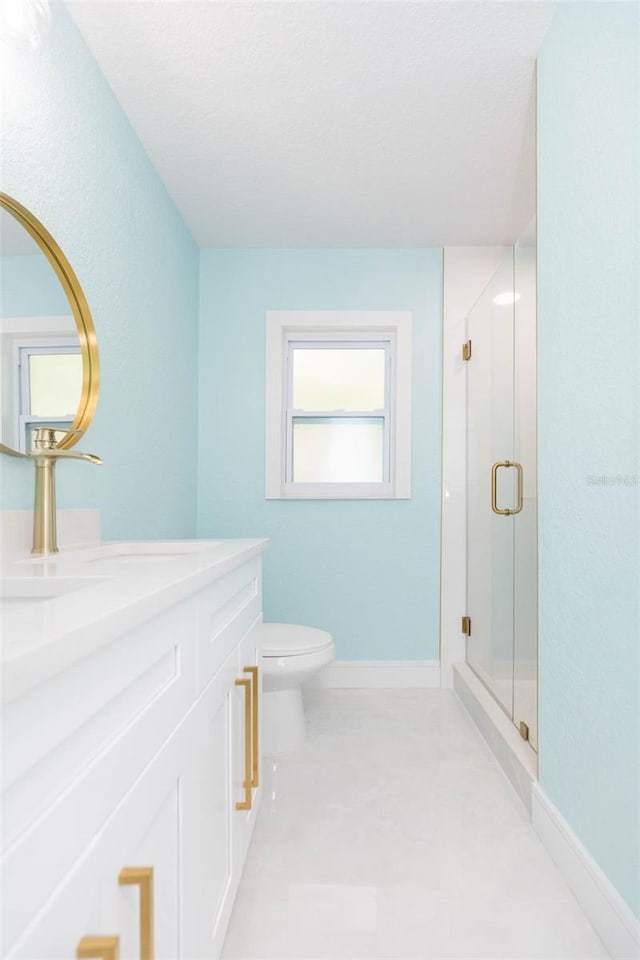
[491, 460, 524, 515]
[235, 678, 253, 810]
[77, 937, 120, 960]
[119, 866, 154, 960]
[243, 665, 259, 788]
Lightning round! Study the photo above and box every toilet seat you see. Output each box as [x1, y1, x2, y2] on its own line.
[261, 623, 333, 658]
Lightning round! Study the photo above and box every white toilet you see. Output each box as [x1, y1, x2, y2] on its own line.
[260, 623, 336, 756]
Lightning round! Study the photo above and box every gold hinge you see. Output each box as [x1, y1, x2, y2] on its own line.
[519, 721, 530, 742]
[461, 616, 471, 636]
[462, 340, 472, 361]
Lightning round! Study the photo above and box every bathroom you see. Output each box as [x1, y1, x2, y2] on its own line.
[0, 1, 638, 958]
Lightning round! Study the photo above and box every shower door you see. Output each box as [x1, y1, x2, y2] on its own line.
[465, 236, 538, 749]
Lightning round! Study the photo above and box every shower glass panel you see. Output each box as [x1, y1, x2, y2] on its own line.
[466, 225, 537, 749]
[513, 226, 538, 749]
[466, 253, 516, 717]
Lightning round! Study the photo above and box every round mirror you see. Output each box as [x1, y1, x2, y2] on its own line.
[0, 193, 99, 454]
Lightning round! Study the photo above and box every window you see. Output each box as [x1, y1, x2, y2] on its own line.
[266, 311, 412, 499]
[287, 342, 389, 484]
[0, 315, 79, 450]
[17, 342, 82, 452]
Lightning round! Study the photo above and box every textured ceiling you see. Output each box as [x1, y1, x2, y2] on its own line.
[67, 1, 555, 247]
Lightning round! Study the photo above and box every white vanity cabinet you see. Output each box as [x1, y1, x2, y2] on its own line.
[1, 541, 265, 960]
[10, 716, 187, 959]
[181, 642, 262, 959]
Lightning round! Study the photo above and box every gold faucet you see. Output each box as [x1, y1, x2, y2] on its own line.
[0, 428, 102, 555]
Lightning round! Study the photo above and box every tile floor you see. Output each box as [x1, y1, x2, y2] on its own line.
[222, 689, 608, 959]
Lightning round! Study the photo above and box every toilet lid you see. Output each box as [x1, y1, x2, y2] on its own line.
[260, 623, 333, 657]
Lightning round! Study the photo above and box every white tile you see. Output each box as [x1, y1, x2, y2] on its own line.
[288, 884, 378, 935]
[222, 690, 609, 960]
[443, 897, 609, 959]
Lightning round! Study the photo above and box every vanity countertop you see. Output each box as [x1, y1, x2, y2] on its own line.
[0, 538, 267, 704]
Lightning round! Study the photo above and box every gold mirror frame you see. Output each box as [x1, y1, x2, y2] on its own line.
[0, 191, 99, 451]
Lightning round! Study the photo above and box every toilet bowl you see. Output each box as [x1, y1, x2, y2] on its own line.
[260, 623, 335, 756]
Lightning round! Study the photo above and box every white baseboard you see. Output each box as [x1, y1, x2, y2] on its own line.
[308, 660, 441, 689]
[532, 783, 639, 959]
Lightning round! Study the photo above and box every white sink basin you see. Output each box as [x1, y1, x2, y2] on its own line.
[0, 576, 109, 601]
[84, 540, 223, 563]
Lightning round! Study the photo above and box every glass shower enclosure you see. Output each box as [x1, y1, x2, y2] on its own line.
[465, 224, 538, 749]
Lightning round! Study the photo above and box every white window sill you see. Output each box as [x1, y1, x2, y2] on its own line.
[269, 483, 410, 500]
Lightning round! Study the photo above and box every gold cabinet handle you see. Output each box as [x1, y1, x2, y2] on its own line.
[77, 937, 120, 960]
[243, 665, 259, 788]
[235, 678, 252, 810]
[491, 460, 524, 516]
[119, 867, 154, 960]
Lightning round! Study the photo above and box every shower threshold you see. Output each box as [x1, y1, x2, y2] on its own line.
[453, 661, 537, 814]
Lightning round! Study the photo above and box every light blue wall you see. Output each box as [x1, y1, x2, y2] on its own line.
[537, 3, 639, 916]
[197, 249, 442, 661]
[1, 255, 70, 315]
[0, 5, 199, 539]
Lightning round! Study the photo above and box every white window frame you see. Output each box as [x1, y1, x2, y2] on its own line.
[284, 336, 392, 490]
[14, 337, 80, 452]
[266, 311, 412, 499]
[1, 315, 77, 450]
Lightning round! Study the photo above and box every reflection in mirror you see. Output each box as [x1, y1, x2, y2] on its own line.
[0, 208, 82, 452]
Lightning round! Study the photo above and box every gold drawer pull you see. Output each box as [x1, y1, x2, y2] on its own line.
[77, 937, 119, 960]
[243, 665, 259, 788]
[119, 866, 154, 960]
[491, 460, 524, 515]
[235, 678, 252, 810]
